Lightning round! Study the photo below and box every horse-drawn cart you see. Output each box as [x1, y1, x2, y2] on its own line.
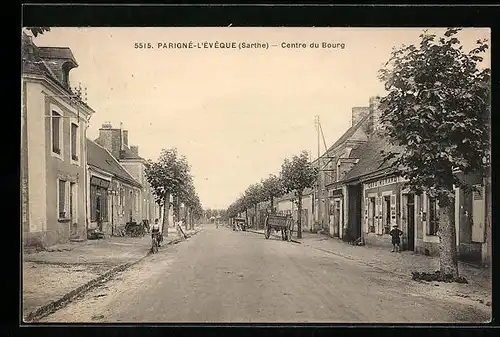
[264, 214, 292, 241]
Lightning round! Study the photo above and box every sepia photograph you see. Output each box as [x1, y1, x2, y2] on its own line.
[21, 26, 491, 324]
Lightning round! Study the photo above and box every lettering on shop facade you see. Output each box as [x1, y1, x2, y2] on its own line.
[364, 176, 399, 190]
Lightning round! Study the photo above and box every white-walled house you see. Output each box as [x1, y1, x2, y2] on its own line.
[22, 33, 95, 247]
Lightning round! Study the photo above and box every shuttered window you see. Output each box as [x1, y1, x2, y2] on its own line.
[428, 198, 439, 236]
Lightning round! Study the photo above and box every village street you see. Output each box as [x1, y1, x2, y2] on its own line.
[39, 225, 490, 324]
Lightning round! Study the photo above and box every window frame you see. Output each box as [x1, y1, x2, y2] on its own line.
[70, 119, 80, 166]
[50, 106, 64, 160]
[427, 197, 440, 236]
[57, 179, 68, 220]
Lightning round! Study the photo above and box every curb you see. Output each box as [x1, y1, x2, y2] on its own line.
[24, 257, 146, 323]
[24, 229, 203, 323]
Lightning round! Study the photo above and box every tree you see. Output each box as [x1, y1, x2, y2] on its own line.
[280, 150, 318, 239]
[261, 174, 285, 214]
[24, 27, 51, 37]
[145, 148, 192, 238]
[378, 28, 490, 278]
[244, 183, 265, 229]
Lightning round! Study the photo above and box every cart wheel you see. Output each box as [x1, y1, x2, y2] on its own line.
[281, 229, 286, 241]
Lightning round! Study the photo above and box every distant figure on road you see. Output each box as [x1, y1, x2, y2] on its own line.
[389, 224, 403, 253]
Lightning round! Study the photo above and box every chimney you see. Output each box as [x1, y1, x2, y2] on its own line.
[351, 107, 370, 127]
[96, 122, 121, 159]
[130, 145, 139, 156]
[123, 130, 129, 148]
[369, 96, 382, 131]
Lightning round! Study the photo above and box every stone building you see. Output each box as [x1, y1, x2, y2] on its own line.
[87, 139, 142, 236]
[21, 32, 95, 247]
[93, 122, 162, 225]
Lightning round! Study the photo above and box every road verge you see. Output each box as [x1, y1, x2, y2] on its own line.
[23, 228, 203, 323]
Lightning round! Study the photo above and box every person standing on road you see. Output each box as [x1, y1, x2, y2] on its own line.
[389, 224, 403, 252]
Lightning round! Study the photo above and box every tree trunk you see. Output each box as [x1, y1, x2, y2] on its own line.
[438, 196, 459, 278]
[297, 192, 303, 239]
[254, 204, 258, 229]
[484, 175, 491, 267]
[185, 207, 189, 231]
[270, 196, 275, 214]
[162, 192, 170, 237]
[245, 209, 248, 225]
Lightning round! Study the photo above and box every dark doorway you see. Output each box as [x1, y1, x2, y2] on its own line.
[96, 196, 102, 231]
[407, 194, 415, 251]
[347, 184, 362, 240]
[384, 196, 391, 234]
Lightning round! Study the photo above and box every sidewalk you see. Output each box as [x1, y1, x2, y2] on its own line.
[248, 229, 492, 306]
[22, 226, 202, 322]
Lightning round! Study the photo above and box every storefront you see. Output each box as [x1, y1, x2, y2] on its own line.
[326, 186, 344, 238]
[362, 174, 404, 249]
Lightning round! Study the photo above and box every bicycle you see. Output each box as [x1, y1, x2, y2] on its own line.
[151, 232, 160, 254]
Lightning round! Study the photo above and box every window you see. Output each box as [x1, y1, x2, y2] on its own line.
[58, 180, 67, 218]
[71, 123, 79, 161]
[69, 182, 76, 219]
[428, 198, 439, 236]
[119, 188, 124, 206]
[52, 111, 62, 155]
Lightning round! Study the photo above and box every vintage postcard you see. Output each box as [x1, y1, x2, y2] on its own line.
[21, 27, 491, 324]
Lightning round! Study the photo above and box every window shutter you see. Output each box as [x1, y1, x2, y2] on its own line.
[375, 196, 381, 234]
[390, 194, 397, 224]
[364, 197, 369, 232]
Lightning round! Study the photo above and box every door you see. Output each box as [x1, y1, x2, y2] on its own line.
[334, 200, 340, 237]
[407, 194, 415, 251]
[368, 197, 375, 233]
[382, 195, 392, 234]
[96, 195, 102, 231]
[472, 185, 485, 243]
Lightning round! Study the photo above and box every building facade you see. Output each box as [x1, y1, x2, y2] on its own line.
[87, 139, 143, 236]
[338, 134, 490, 264]
[22, 33, 95, 247]
[94, 122, 161, 225]
[277, 189, 313, 233]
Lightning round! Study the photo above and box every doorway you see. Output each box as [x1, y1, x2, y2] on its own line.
[368, 197, 376, 233]
[407, 194, 415, 251]
[334, 200, 341, 237]
[383, 195, 391, 234]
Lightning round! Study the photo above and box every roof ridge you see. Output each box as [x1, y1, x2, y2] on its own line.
[87, 138, 141, 186]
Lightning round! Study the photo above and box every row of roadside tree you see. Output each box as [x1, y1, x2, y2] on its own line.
[145, 148, 204, 236]
[226, 28, 491, 279]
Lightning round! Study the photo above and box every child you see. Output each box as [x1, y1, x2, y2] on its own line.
[389, 224, 403, 252]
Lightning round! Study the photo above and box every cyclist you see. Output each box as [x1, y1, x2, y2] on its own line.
[151, 218, 162, 247]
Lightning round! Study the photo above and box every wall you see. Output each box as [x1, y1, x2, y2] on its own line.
[24, 81, 48, 246]
[44, 94, 88, 245]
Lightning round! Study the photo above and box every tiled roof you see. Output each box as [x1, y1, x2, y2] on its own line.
[312, 113, 371, 165]
[121, 146, 143, 160]
[87, 139, 142, 188]
[341, 136, 403, 182]
[38, 47, 78, 65]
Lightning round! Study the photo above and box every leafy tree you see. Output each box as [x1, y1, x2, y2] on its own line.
[261, 174, 285, 214]
[24, 27, 51, 37]
[145, 148, 192, 237]
[244, 183, 265, 229]
[280, 150, 318, 239]
[378, 28, 490, 278]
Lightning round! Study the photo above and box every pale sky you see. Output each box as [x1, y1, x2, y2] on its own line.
[31, 27, 490, 209]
